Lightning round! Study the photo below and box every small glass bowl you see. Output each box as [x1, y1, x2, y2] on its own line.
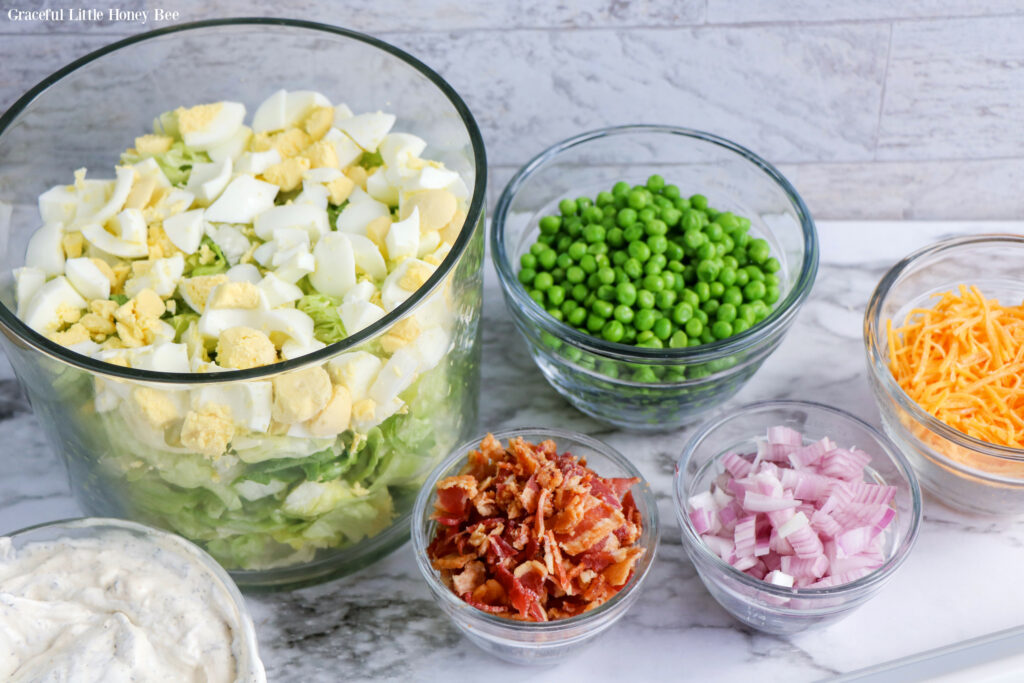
[674, 400, 922, 635]
[864, 234, 1024, 515]
[491, 125, 818, 431]
[411, 427, 659, 665]
[2, 517, 266, 681]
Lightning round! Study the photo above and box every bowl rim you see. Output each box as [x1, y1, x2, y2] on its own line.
[673, 399, 923, 599]
[0, 17, 487, 385]
[489, 124, 818, 363]
[864, 233, 1024, 463]
[411, 426, 659, 633]
[2, 516, 264, 677]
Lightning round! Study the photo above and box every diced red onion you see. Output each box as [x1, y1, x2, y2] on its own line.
[767, 425, 804, 447]
[743, 491, 800, 512]
[722, 452, 753, 479]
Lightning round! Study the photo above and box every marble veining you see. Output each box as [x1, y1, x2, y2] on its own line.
[2, 221, 1024, 681]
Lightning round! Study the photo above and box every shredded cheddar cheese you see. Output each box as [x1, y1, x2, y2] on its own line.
[887, 284, 1024, 449]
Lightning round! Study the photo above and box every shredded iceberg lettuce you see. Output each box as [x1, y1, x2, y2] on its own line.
[121, 140, 209, 187]
[296, 293, 346, 344]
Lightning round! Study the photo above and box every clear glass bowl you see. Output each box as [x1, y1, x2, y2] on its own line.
[411, 427, 659, 665]
[491, 125, 818, 431]
[674, 400, 922, 635]
[864, 234, 1024, 515]
[3, 517, 265, 681]
[0, 19, 487, 589]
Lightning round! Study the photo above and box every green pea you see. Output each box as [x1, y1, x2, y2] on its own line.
[665, 240, 684, 262]
[567, 307, 587, 326]
[681, 289, 699, 308]
[684, 318, 703, 337]
[712, 320, 733, 339]
[617, 208, 638, 228]
[547, 308, 564, 321]
[646, 174, 665, 192]
[617, 281, 638, 306]
[695, 309, 709, 325]
[597, 266, 616, 285]
[764, 257, 781, 273]
[602, 320, 625, 343]
[765, 272, 780, 287]
[765, 285, 780, 305]
[565, 266, 585, 284]
[635, 308, 657, 331]
[702, 299, 719, 315]
[746, 265, 765, 282]
[690, 194, 708, 210]
[565, 218, 583, 237]
[735, 268, 749, 287]
[669, 331, 688, 348]
[529, 289, 545, 306]
[537, 233, 555, 245]
[663, 184, 681, 199]
[672, 301, 694, 325]
[611, 250, 628, 267]
[638, 207, 656, 223]
[567, 241, 586, 261]
[571, 283, 588, 302]
[583, 224, 605, 244]
[519, 268, 537, 285]
[637, 337, 664, 349]
[694, 281, 711, 302]
[583, 205, 604, 224]
[697, 243, 716, 260]
[628, 241, 651, 262]
[718, 266, 737, 287]
[538, 249, 557, 270]
[614, 304, 634, 324]
[748, 238, 771, 264]
[585, 313, 606, 333]
[539, 215, 562, 234]
[596, 284, 616, 301]
[623, 258, 643, 281]
[580, 254, 598, 274]
[592, 299, 614, 319]
[628, 190, 648, 210]
[607, 227, 625, 248]
[652, 317, 672, 340]
[700, 328, 714, 344]
[590, 243, 609, 257]
[559, 198, 578, 216]
[545, 284, 565, 306]
[656, 289, 676, 310]
[709, 281, 725, 298]
[738, 303, 755, 324]
[612, 180, 631, 197]
[733, 318, 751, 334]
[705, 223, 725, 243]
[662, 208, 681, 228]
[637, 290, 656, 310]
[723, 286, 743, 307]
[644, 257, 664, 276]
[716, 303, 737, 323]
[715, 213, 738, 230]
[623, 224, 644, 243]
[648, 235, 669, 255]
[744, 280, 766, 300]
[696, 259, 720, 283]
[645, 220, 668, 237]
[642, 274, 664, 293]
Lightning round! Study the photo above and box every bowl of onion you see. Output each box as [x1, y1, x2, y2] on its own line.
[674, 399, 922, 635]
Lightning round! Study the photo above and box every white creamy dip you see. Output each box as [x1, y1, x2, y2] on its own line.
[0, 528, 264, 682]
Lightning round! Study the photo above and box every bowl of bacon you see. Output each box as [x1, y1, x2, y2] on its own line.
[674, 400, 922, 635]
[411, 428, 658, 664]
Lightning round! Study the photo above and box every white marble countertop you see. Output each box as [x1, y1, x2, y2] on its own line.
[2, 220, 1024, 682]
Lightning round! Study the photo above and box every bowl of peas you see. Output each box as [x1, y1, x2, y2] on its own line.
[491, 125, 818, 430]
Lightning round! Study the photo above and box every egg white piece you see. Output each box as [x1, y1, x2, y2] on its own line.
[85, 166, 135, 228]
[335, 194, 390, 235]
[14, 267, 46, 317]
[193, 382, 273, 432]
[227, 263, 262, 284]
[332, 103, 354, 126]
[253, 204, 329, 242]
[206, 124, 252, 163]
[309, 232, 356, 298]
[273, 250, 316, 284]
[283, 91, 331, 127]
[197, 308, 264, 339]
[304, 167, 343, 184]
[124, 254, 185, 298]
[261, 308, 316, 347]
[251, 241, 276, 267]
[342, 280, 376, 305]
[348, 234, 387, 281]
[380, 258, 421, 311]
[186, 157, 233, 205]
[131, 342, 191, 373]
[365, 167, 399, 206]
[385, 206, 419, 262]
[21, 276, 87, 334]
[235, 149, 282, 176]
[281, 338, 327, 360]
[162, 209, 205, 254]
[205, 175, 278, 224]
[338, 299, 386, 336]
[338, 112, 396, 152]
[24, 222, 65, 276]
[131, 158, 171, 189]
[379, 133, 427, 169]
[323, 129, 363, 168]
[209, 224, 251, 266]
[65, 257, 111, 301]
[37, 184, 80, 226]
[148, 188, 196, 222]
[327, 351, 382, 403]
[257, 272, 304, 308]
[295, 182, 329, 210]
[417, 229, 442, 258]
[81, 211, 149, 259]
[181, 102, 246, 149]
[252, 89, 288, 133]
[411, 326, 451, 372]
[401, 165, 462, 193]
[369, 347, 420, 406]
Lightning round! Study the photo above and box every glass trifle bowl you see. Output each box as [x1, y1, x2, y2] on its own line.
[0, 19, 487, 589]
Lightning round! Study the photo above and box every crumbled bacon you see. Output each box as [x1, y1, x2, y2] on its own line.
[427, 434, 646, 622]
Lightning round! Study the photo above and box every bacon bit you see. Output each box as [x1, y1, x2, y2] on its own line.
[427, 434, 646, 622]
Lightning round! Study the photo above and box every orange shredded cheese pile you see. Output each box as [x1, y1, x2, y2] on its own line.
[887, 284, 1024, 449]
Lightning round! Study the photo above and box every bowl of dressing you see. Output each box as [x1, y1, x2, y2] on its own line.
[0, 517, 265, 682]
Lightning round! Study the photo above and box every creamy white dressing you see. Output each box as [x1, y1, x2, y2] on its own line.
[0, 530, 264, 683]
